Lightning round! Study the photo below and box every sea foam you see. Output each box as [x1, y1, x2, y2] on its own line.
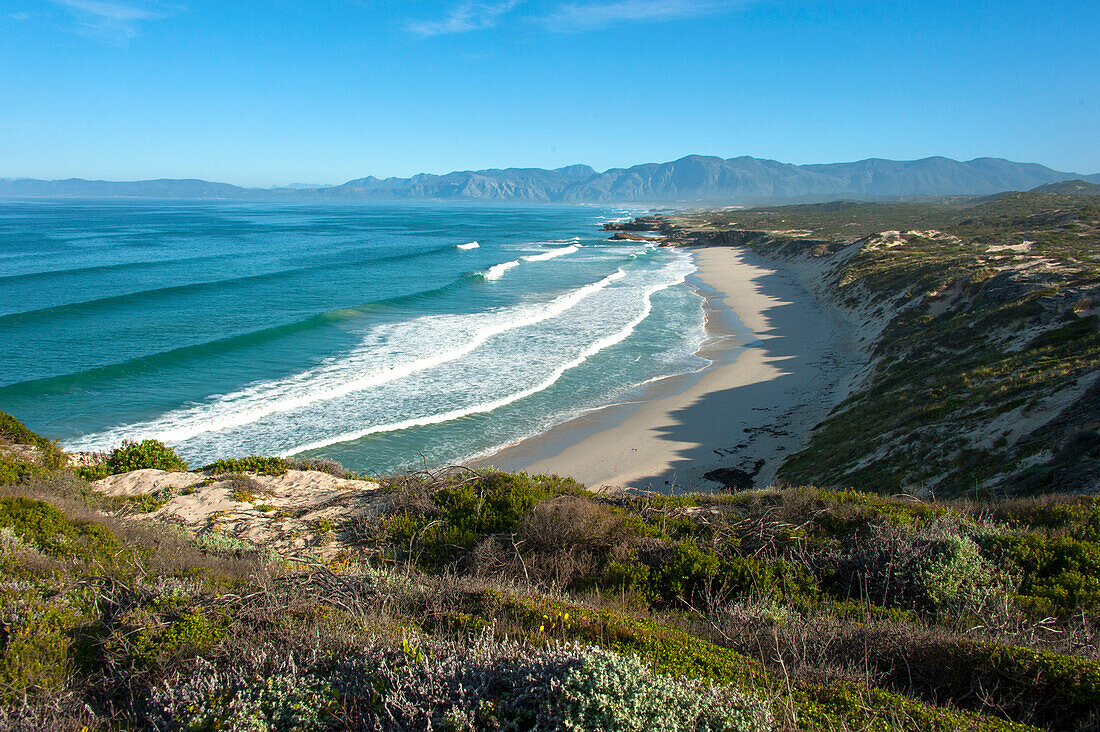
[283, 268, 686, 454]
[66, 267, 634, 450]
[482, 260, 521, 280]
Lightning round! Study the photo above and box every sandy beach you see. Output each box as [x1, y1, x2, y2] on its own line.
[479, 245, 864, 493]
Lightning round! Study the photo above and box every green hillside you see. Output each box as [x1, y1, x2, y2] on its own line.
[659, 192, 1100, 495]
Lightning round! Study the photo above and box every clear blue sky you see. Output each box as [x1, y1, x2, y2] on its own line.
[2, 0, 1098, 186]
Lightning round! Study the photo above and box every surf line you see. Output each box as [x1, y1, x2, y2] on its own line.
[281, 275, 685, 455]
[67, 269, 630, 449]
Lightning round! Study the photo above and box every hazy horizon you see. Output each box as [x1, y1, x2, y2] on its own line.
[4, 152, 1099, 192]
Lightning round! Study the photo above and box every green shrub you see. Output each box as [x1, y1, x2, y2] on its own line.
[0, 412, 67, 475]
[984, 533, 1100, 614]
[171, 673, 337, 731]
[122, 493, 171, 513]
[0, 497, 117, 562]
[204, 455, 290, 476]
[815, 489, 944, 534]
[998, 497, 1100, 542]
[560, 647, 772, 732]
[0, 593, 80, 695]
[130, 609, 226, 668]
[76, 463, 111, 481]
[605, 542, 820, 608]
[0, 411, 49, 448]
[105, 439, 188, 473]
[432, 472, 584, 535]
[920, 534, 1013, 614]
[491, 594, 1030, 731]
[192, 529, 279, 564]
[975, 642, 1100, 728]
[0, 454, 46, 486]
[385, 471, 588, 566]
[603, 558, 657, 603]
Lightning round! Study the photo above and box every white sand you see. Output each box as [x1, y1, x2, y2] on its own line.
[479, 246, 864, 493]
[94, 468, 382, 559]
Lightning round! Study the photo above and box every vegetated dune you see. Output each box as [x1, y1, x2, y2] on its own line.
[93, 467, 382, 561]
[649, 192, 1100, 495]
[2, 408, 1099, 731]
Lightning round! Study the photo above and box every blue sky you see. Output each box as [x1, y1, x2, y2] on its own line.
[1, 0, 1098, 186]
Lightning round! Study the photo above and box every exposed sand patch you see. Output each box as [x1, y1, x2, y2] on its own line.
[93, 469, 383, 560]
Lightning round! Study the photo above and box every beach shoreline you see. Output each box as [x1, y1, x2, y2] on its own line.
[476, 245, 864, 493]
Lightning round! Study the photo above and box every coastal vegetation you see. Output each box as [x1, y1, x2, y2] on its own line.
[2, 411, 1098, 731]
[646, 191, 1100, 495]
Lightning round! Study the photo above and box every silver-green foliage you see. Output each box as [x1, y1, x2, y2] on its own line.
[560, 647, 773, 732]
[851, 518, 1015, 615]
[920, 533, 1011, 613]
[165, 673, 336, 732]
[148, 635, 772, 732]
[190, 528, 280, 564]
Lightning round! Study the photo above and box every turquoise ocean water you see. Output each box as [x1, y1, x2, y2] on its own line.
[0, 201, 708, 474]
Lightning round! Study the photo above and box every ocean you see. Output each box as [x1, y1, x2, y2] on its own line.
[0, 200, 709, 475]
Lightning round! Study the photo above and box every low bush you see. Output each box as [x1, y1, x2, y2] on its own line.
[126, 607, 228, 669]
[834, 521, 1011, 614]
[0, 496, 118, 562]
[224, 472, 266, 503]
[383, 471, 589, 567]
[121, 493, 171, 513]
[0, 454, 46, 486]
[993, 495, 1100, 541]
[191, 528, 279, 563]
[920, 534, 1014, 614]
[984, 532, 1100, 615]
[0, 411, 48, 448]
[204, 455, 290, 476]
[484, 593, 1032, 731]
[560, 647, 773, 732]
[104, 439, 188, 474]
[152, 670, 337, 731]
[288, 456, 350, 478]
[0, 590, 80, 697]
[604, 540, 820, 608]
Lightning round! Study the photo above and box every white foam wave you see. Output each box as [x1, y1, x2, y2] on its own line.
[522, 245, 578, 262]
[457, 242, 479, 249]
[283, 274, 684, 455]
[482, 260, 520, 280]
[66, 268, 631, 450]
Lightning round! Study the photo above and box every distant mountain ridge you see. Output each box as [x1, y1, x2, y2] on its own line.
[1029, 179, 1100, 196]
[3, 156, 1099, 203]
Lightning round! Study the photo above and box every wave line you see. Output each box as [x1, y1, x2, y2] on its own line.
[66, 268, 630, 448]
[0, 243, 458, 324]
[522, 244, 578, 262]
[282, 274, 683, 455]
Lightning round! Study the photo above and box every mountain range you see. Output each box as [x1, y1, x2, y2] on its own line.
[3, 155, 1099, 204]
